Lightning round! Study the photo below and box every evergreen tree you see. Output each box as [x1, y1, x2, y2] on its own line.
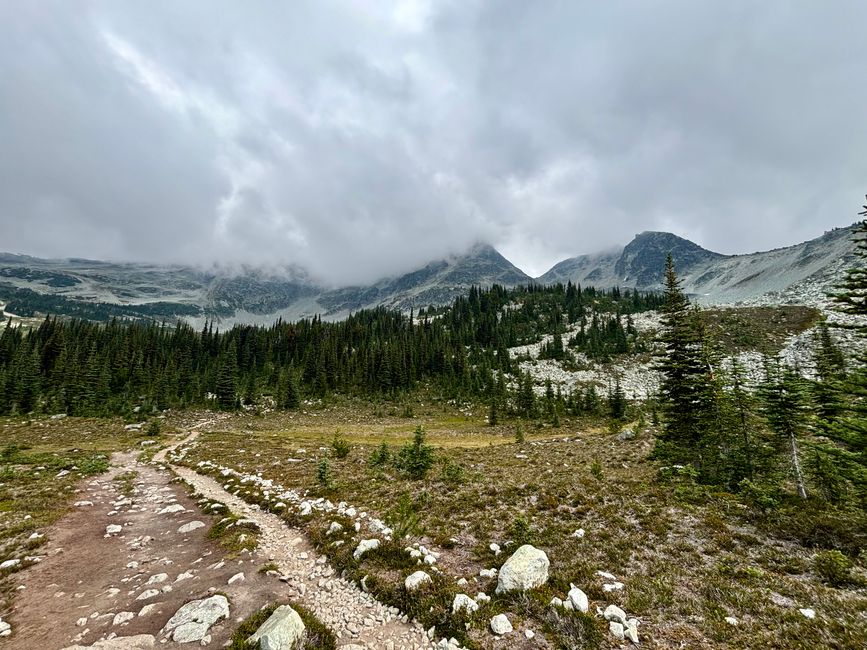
[760, 360, 811, 499]
[216, 343, 238, 410]
[654, 255, 715, 465]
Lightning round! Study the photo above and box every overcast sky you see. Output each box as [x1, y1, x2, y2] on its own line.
[1, 1, 865, 283]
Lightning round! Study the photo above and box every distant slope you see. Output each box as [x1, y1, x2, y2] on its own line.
[0, 243, 531, 324]
[538, 225, 858, 304]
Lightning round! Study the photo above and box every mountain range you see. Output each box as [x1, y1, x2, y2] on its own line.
[0, 225, 857, 325]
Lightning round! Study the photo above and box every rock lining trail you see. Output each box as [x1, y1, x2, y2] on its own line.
[160, 429, 435, 649]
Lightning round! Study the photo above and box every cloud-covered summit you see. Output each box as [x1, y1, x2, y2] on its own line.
[2, 1, 865, 284]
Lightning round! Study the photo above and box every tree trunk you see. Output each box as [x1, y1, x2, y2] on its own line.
[789, 432, 808, 499]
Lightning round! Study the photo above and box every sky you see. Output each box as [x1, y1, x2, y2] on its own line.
[1, 1, 866, 284]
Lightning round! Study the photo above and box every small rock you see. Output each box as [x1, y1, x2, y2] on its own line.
[177, 521, 205, 534]
[452, 594, 479, 614]
[609, 621, 625, 640]
[105, 525, 122, 536]
[353, 539, 380, 560]
[227, 572, 245, 585]
[799, 608, 816, 619]
[725, 616, 738, 626]
[490, 614, 512, 635]
[161, 595, 229, 644]
[404, 571, 432, 592]
[489, 543, 501, 556]
[567, 584, 589, 612]
[113, 612, 135, 626]
[604, 604, 627, 625]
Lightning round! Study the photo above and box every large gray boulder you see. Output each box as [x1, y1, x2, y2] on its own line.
[247, 605, 306, 650]
[161, 595, 229, 643]
[495, 545, 550, 593]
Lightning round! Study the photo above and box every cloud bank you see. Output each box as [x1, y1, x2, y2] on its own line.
[1, 1, 865, 282]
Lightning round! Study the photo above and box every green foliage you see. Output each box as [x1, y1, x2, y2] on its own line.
[509, 514, 533, 545]
[514, 423, 525, 444]
[813, 550, 853, 586]
[590, 459, 603, 481]
[388, 493, 423, 539]
[331, 435, 351, 459]
[145, 420, 161, 437]
[440, 458, 465, 486]
[368, 442, 391, 467]
[316, 458, 332, 490]
[396, 426, 435, 480]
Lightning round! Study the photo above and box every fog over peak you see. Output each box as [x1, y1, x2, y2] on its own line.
[2, 1, 865, 284]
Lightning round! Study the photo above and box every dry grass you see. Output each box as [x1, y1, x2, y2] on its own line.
[171, 403, 867, 649]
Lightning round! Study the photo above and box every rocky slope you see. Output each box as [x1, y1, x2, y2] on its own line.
[539, 224, 858, 304]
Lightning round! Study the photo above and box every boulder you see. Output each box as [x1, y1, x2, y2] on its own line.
[405, 571, 432, 592]
[161, 594, 229, 643]
[495, 545, 549, 593]
[247, 604, 306, 650]
[490, 614, 513, 635]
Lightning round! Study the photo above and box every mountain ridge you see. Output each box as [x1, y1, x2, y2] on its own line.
[0, 225, 858, 324]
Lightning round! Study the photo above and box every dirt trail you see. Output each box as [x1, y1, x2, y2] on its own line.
[6, 422, 434, 650]
[162, 430, 435, 650]
[7, 447, 284, 649]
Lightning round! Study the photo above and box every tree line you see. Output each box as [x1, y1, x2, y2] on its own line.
[0, 282, 660, 418]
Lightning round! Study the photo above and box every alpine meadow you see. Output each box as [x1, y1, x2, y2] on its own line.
[1, 3, 866, 649]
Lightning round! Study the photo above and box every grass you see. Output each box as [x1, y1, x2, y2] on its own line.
[169, 402, 867, 649]
[700, 306, 821, 355]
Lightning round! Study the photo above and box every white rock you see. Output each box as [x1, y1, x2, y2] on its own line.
[353, 539, 380, 560]
[725, 616, 738, 626]
[158, 505, 185, 515]
[475, 592, 491, 604]
[799, 608, 816, 619]
[74, 501, 94, 507]
[489, 543, 501, 556]
[147, 573, 168, 585]
[113, 611, 135, 626]
[480, 568, 497, 579]
[246, 604, 306, 650]
[161, 595, 229, 643]
[327, 522, 343, 536]
[496, 545, 549, 593]
[227, 572, 245, 585]
[62, 634, 155, 648]
[567, 584, 589, 612]
[490, 614, 513, 635]
[603, 582, 625, 592]
[609, 621, 625, 640]
[524, 629, 535, 639]
[177, 521, 205, 534]
[404, 571, 432, 591]
[549, 597, 563, 608]
[452, 594, 479, 614]
[625, 618, 640, 644]
[0, 559, 21, 570]
[136, 589, 160, 601]
[604, 604, 627, 625]
[571, 528, 585, 538]
[105, 525, 122, 535]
